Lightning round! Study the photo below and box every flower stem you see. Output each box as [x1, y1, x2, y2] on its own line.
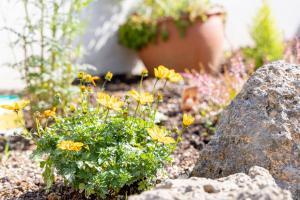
[139, 75, 144, 92]
[101, 80, 107, 91]
[104, 108, 110, 122]
[134, 103, 140, 116]
[152, 79, 159, 95]
[177, 126, 186, 143]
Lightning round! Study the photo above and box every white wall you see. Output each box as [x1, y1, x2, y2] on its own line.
[211, 0, 300, 49]
[80, 0, 144, 75]
[1, 0, 300, 91]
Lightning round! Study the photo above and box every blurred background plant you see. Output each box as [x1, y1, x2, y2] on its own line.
[284, 37, 300, 64]
[182, 52, 249, 137]
[119, 0, 212, 50]
[243, 0, 284, 69]
[4, 0, 94, 120]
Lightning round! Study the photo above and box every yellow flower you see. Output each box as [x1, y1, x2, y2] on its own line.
[57, 140, 84, 152]
[147, 126, 175, 144]
[80, 85, 86, 92]
[0, 100, 30, 112]
[167, 70, 183, 83]
[78, 72, 100, 86]
[42, 107, 56, 118]
[87, 86, 93, 92]
[154, 65, 170, 79]
[77, 72, 84, 79]
[128, 89, 154, 105]
[105, 71, 113, 81]
[97, 92, 124, 111]
[183, 114, 195, 127]
[86, 75, 100, 86]
[157, 92, 164, 102]
[69, 104, 76, 112]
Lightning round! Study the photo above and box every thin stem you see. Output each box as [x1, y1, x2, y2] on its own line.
[51, 1, 59, 71]
[177, 126, 186, 143]
[139, 75, 144, 92]
[152, 79, 159, 94]
[134, 103, 140, 116]
[153, 99, 159, 121]
[104, 109, 110, 122]
[101, 80, 107, 91]
[163, 80, 168, 89]
[39, 0, 45, 75]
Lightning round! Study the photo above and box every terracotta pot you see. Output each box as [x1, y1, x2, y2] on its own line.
[138, 10, 225, 75]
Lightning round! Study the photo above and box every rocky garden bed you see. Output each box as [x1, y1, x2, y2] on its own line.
[1, 61, 299, 200]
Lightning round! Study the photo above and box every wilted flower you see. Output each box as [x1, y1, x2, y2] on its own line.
[147, 126, 175, 144]
[182, 113, 195, 127]
[97, 92, 124, 111]
[128, 89, 153, 105]
[105, 71, 113, 81]
[154, 65, 169, 80]
[0, 100, 30, 112]
[57, 140, 84, 152]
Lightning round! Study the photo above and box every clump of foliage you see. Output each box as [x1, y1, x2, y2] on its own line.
[5, 0, 94, 117]
[244, 0, 284, 68]
[28, 67, 194, 198]
[119, 0, 212, 50]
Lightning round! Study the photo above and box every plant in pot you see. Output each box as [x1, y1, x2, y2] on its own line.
[119, 0, 226, 74]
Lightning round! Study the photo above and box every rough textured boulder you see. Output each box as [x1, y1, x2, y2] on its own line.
[191, 61, 300, 198]
[130, 166, 292, 200]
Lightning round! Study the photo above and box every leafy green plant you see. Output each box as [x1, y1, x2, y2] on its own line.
[119, 0, 211, 50]
[244, 0, 284, 68]
[5, 0, 94, 117]
[33, 67, 194, 198]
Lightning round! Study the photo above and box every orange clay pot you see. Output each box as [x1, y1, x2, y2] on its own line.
[138, 9, 225, 75]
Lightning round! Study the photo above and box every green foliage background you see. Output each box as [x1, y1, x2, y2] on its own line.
[244, 0, 284, 68]
[6, 0, 94, 116]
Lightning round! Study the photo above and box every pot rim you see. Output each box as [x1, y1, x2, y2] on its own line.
[156, 5, 226, 24]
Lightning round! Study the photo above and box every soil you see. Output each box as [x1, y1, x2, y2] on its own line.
[0, 78, 215, 200]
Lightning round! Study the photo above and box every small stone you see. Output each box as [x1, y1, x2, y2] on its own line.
[203, 184, 218, 193]
[47, 193, 61, 200]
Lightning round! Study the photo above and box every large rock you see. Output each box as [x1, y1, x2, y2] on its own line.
[191, 61, 300, 198]
[130, 166, 292, 200]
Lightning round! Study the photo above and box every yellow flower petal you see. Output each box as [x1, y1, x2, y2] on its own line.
[183, 113, 195, 127]
[42, 107, 56, 118]
[128, 89, 153, 105]
[154, 65, 170, 80]
[0, 100, 30, 112]
[97, 92, 124, 111]
[57, 140, 84, 152]
[147, 126, 174, 145]
[167, 70, 183, 83]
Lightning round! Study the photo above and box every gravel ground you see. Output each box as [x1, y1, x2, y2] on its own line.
[0, 78, 215, 200]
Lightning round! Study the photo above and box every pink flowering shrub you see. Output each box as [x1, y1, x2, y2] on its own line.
[284, 38, 300, 64]
[182, 52, 249, 121]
